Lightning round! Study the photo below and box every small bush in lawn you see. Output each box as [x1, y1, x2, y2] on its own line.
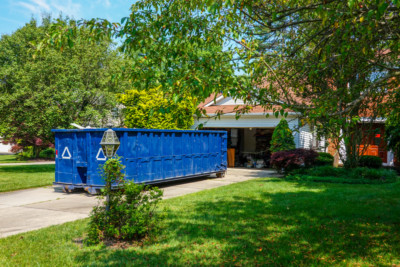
[350, 167, 397, 180]
[270, 118, 296, 153]
[287, 166, 397, 183]
[315, 152, 334, 166]
[39, 148, 55, 159]
[291, 165, 345, 177]
[358, 155, 382, 169]
[271, 148, 318, 173]
[15, 146, 34, 160]
[86, 157, 164, 245]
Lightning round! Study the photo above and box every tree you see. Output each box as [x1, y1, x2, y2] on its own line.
[0, 17, 129, 156]
[44, 1, 400, 167]
[270, 119, 296, 153]
[385, 92, 400, 162]
[117, 87, 196, 129]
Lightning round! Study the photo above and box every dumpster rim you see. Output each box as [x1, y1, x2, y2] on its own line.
[52, 128, 227, 134]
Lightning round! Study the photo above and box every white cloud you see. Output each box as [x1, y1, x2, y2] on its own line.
[14, 0, 82, 19]
[50, 0, 82, 18]
[16, 1, 40, 14]
[31, 0, 50, 11]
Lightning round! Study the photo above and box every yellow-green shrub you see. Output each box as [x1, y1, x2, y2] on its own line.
[117, 87, 196, 129]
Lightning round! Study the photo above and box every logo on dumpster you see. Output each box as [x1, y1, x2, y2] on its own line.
[96, 148, 107, 161]
[61, 147, 71, 159]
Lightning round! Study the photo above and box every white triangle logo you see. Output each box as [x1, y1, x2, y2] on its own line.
[62, 147, 71, 159]
[96, 148, 107, 161]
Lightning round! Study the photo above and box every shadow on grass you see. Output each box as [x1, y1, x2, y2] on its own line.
[0, 164, 55, 173]
[74, 179, 400, 266]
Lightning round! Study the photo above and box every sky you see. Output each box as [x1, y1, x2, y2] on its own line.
[0, 0, 135, 36]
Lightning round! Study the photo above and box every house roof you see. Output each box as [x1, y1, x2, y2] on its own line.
[198, 94, 291, 115]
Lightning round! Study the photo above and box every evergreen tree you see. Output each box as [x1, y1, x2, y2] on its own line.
[270, 119, 296, 153]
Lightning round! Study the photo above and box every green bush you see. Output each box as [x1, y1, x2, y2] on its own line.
[291, 165, 345, 177]
[315, 152, 334, 166]
[117, 88, 196, 129]
[86, 157, 164, 245]
[15, 146, 34, 160]
[270, 118, 296, 153]
[358, 155, 382, 169]
[39, 148, 55, 159]
[288, 166, 397, 184]
[350, 167, 397, 180]
[385, 103, 400, 160]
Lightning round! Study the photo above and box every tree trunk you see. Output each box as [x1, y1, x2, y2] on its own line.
[342, 122, 362, 169]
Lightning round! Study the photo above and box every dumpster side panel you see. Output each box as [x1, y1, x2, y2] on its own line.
[88, 131, 107, 186]
[74, 132, 88, 185]
[162, 132, 174, 179]
[55, 133, 74, 184]
[124, 131, 138, 182]
[221, 132, 228, 169]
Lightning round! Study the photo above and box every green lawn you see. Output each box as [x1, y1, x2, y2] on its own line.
[1, 178, 400, 266]
[0, 154, 27, 164]
[0, 165, 55, 192]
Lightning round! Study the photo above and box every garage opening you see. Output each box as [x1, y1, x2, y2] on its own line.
[203, 128, 275, 168]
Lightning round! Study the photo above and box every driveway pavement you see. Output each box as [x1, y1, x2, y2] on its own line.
[0, 168, 276, 238]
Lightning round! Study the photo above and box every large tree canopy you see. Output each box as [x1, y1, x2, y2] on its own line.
[0, 17, 129, 155]
[44, 0, 400, 166]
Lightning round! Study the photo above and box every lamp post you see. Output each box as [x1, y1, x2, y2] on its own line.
[100, 129, 120, 159]
[100, 128, 120, 211]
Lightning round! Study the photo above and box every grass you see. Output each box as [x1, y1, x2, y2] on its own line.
[0, 154, 27, 164]
[1, 178, 400, 266]
[0, 165, 55, 192]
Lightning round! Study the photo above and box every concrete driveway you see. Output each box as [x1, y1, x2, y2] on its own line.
[0, 168, 276, 238]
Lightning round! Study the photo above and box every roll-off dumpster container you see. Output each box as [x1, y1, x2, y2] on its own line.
[52, 128, 227, 193]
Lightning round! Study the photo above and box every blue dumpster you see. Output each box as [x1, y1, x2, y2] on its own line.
[52, 128, 227, 193]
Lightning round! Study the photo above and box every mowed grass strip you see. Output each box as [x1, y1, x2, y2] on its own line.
[1, 178, 400, 266]
[0, 154, 27, 164]
[0, 165, 55, 192]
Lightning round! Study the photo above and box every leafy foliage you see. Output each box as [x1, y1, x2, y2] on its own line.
[38, 148, 55, 159]
[270, 148, 318, 173]
[288, 166, 398, 184]
[0, 17, 129, 156]
[358, 155, 383, 169]
[117, 87, 196, 129]
[43, 1, 400, 167]
[386, 97, 400, 161]
[315, 152, 334, 166]
[87, 157, 163, 245]
[15, 146, 35, 161]
[270, 119, 296, 153]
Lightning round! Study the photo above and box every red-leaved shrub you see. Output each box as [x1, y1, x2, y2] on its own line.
[271, 148, 319, 173]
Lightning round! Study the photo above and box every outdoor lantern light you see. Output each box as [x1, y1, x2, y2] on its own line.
[100, 129, 120, 158]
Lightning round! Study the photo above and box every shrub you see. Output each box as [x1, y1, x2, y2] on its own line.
[359, 155, 382, 169]
[15, 146, 34, 160]
[86, 157, 164, 245]
[270, 119, 296, 153]
[39, 148, 55, 159]
[350, 167, 397, 180]
[291, 165, 345, 177]
[315, 152, 334, 166]
[287, 166, 398, 183]
[385, 106, 400, 160]
[271, 148, 318, 173]
[117, 87, 196, 129]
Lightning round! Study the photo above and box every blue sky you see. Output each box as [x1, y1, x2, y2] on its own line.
[0, 0, 134, 36]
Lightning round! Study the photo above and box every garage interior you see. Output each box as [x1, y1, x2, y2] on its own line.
[203, 128, 275, 168]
